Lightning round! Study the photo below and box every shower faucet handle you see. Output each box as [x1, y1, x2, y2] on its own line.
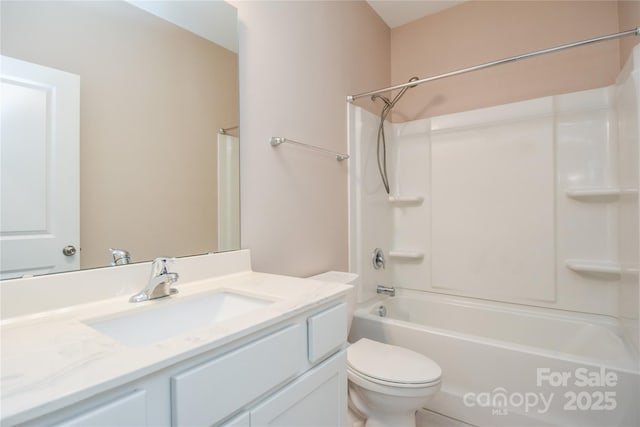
[372, 248, 385, 270]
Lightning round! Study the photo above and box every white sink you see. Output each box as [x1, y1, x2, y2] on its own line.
[85, 292, 272, 347]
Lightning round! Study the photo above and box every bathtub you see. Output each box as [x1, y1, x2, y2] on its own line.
[349, 290, 639, 427]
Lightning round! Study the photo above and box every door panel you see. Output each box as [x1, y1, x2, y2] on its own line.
[1, 55, 80, 279]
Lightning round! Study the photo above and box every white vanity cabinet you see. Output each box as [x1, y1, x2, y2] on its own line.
[173, 301, 348, 427]
[220, 351, 347, 427]
[19, 302, 347, 427]
[171, 323, 307, 425]
[249, 350, 347, 426]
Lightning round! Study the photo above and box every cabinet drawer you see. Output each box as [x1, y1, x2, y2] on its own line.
[58, 390, 146, 427]
[171, 323, 305, 426]
[307, 303, 347, 363]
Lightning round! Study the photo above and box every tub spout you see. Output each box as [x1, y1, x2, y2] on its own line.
[376, 285, 395, 297]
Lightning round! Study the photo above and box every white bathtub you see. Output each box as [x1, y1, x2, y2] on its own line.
[349, 290, 639, 427]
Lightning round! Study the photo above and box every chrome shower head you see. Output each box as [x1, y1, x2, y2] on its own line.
[371, 94, 391, 107]
[388, 76, 419, 111]
[374, 76, 420, 195]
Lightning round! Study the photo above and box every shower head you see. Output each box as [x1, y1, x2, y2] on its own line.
[396, 76, 419, 95]
[371, 76, 419, 110]
[387, 76, 419, 111]
[371, 94, 391, 107]
[374, 76, 420, 195]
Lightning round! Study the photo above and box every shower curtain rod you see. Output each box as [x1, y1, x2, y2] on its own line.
[347, 27, 640, 102]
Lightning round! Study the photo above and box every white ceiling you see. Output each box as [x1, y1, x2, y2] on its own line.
[127, 0, 238, 52]
[367, 0, 467, 28]
[126, 1, 466, 51]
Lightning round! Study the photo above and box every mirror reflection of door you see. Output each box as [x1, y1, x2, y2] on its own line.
[0, 55, 80, 279]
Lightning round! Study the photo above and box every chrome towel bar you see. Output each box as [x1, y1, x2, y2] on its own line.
[218, 125, 239, 135]
[270, 137, 349, 161]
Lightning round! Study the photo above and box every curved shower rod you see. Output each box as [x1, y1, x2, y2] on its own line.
[347, 27, 640, 103]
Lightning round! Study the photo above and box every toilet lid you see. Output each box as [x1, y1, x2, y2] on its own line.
[347, 338, 441, 385]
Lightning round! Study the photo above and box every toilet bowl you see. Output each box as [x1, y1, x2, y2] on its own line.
[309, 272, 442, 427]
[347, 338, 441, 427]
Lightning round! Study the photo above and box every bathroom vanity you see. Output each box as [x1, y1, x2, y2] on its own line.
[0, 250, 350, 426]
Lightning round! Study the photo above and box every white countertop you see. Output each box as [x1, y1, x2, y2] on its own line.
[0, 255, 350, 425]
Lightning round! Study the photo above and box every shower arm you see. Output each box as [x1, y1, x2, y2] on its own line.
[347, 27, 640, 103]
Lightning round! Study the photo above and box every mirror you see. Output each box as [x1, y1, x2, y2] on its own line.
[0, 0, 239, 279]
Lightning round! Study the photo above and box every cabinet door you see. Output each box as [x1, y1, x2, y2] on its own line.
[250, 350, 347, 427]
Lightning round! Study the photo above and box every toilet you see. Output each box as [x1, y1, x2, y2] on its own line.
[309, 272, 441, 427]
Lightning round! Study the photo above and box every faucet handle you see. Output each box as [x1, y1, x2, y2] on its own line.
[109, 248, 130, 266]
[372, 248, 385, 270]
[151, 256, 176, 275]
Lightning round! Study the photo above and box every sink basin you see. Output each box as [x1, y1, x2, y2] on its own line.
[85, 291, 272, 347]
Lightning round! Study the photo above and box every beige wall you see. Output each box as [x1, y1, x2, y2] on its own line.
[390, 0, 622, 120]
[238, 0, 635, 276]
[236, 1, 390, 276]
[7, 0, 626, 276]
[1, 1, 238, 268]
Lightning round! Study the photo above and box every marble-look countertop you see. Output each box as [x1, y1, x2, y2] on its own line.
[1, 269, 350, 425]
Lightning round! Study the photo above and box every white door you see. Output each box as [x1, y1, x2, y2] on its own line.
[0, 55, 80, 279]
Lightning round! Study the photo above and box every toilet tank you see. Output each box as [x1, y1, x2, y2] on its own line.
[308, 271, 358, 331]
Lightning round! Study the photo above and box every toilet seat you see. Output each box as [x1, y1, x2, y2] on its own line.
[347, 365, 440, 389]
[347, 365, 440, 399]
[347, 338, 441, 387]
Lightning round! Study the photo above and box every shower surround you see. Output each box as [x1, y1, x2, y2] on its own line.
[348, 46, 639, 425]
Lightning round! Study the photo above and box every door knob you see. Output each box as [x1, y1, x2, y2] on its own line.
[62, 245, 77, 256]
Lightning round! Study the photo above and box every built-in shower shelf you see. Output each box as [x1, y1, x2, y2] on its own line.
[389, 250, 424, 260]
[388, 195, 424, 205]
[565, 259, 621, 275]
[565, 188, 624, 200]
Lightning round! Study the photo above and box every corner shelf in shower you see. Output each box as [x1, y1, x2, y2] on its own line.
[565, 259, 621, 276]
[565, 187, 630, 201]
[388, 195, 424, 205]
[389, 250, 424, 260]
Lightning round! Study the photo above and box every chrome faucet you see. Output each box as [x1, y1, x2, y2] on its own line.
[376, 285, 395, 297]
[109, 248, 131, 266]
[129, 257, 179, 303]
